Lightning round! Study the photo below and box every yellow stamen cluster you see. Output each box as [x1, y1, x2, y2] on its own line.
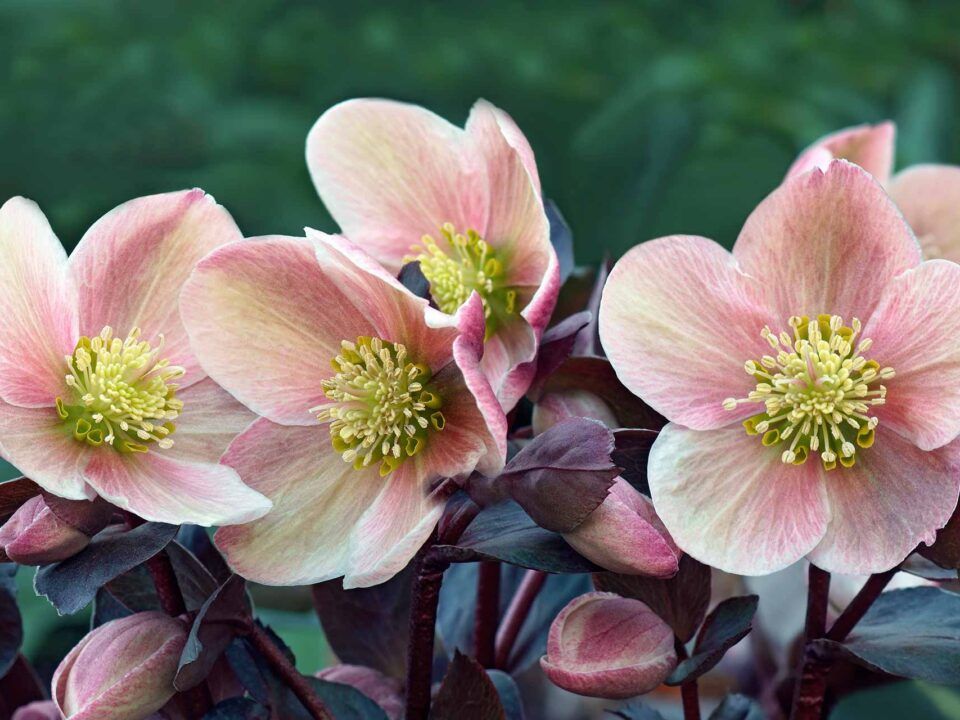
[57, 327, 184, 453]
[408, 223, 517, 338]
[313, 336, 444, 477]
[723, 314, 894, 470]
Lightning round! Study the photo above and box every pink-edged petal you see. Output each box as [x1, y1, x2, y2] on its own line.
[786, 122, 895, 184]
[83, 449, 271, 527]
[71, 190, 242, 389]
[468, 100, 541, 196]
[214, 418, 384, 586]
[343, 460, 444, 589]
[438, 293, 507, 477]
[0, 197, 78, 408]
[306, 98, 485, 270]
[167, 378, 256, 464]
[598, 235, 772, 430]
[889, 164, 960, 262]
[648, 423, 830, 575]
[181, 235, 375, 426]
[863, 260, 960, 450]
[808, 430, 960, 574]
[735, 161, 920, 323]
[0, 401, 90, 500]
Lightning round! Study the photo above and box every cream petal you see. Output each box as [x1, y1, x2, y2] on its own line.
[306, 98, 486, 270]
[598, 234, 773, 430]
[83, 449, 271, 527]
[862, 260, 960, 450]
[166, 378, 256, 464]
[889, 164, 960, 263]
[808, 430, 960, 574]
[0, 198, 78, 408]
[787, 122, 895, 184]
[648, 423, 830, 575]
[0, 400, 91, 500]
[734, 161, 920, 323]
[214, 418, 384, 586]
[343, 459, 444, 589]
[71, 190, 242, 389]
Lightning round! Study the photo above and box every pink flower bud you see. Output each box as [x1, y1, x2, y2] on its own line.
[53, 611, 189, 720]
[563, 478, 680, 577]
[12, 701, 62, 720]
[316, 664, 403, 720]
[532, 390, 618, 435]
[540, 592, 676, 699]
[0, 496, 90, 565]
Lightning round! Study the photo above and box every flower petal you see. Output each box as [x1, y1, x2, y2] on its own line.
[807, 430, 960, 574]
[598, 235, 772, 430]
[167, 378, 256, 464]
[862, 260, 960, 450]
[70, 190, 242, 389]
[889, 164, 960, 263]
[0, 400, 90, 500]
[83, 449, 271, 527]
[214, 418, 384, 586]
[648, 423, 830, 575]
[0, 198, 78, 408]
[343, 460, 444, 589]
[786, 122, 895, 184]
[735, 161, 920, 323]
[181, 235, 373, 425]
[306, 98, 485, 270]
[468, 100, 541, 195]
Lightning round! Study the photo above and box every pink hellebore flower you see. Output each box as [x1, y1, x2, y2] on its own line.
[788, 121, 960, 262]
[306, 99, 559, 412]
[0, 193, 270, 526]
[0, 495, 90, 564]
[540, 592, 677, 699]
[53, 611, 189, 720]
[180, 233, 506, 588]
[599, 161, 960, 576]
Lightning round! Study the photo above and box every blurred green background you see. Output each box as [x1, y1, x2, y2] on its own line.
[3, 0, 960, 717]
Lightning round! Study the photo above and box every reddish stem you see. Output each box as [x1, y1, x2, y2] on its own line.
[826, 567, 898, 641]
[249, 623, 333, 720]
[494, 569, 547, 669]
[674, 638, 701, 720]
[404, 545, 449, 720]
[474, 561, 500, 667]
[790, 565, 832, 720]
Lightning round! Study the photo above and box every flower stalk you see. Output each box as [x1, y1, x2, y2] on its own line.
[404, 542, 449, 720]
[474, 561, 500, 667]
[674, 638, 701, 720]
[494, 569, 548, 669]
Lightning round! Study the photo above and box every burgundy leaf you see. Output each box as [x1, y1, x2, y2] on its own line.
[526, 311, 592, 400]
[0, 478, 41, 524]
[431, 650, 506, 720]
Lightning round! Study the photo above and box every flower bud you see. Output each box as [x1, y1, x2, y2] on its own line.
[12, 701, 62, 720]
[53, 611, 189, 720]
[0, 495, 90, 565]
[316, 664, 403, 720]
[532, 390, 618, 435]
[540, 592, 676, 699]
[563, 478, 680, 576]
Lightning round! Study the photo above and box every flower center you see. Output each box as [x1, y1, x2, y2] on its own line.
[723, 314, 894, 470]
[313, 336, 445, 477]
[407, 223, 517, 338]
[57, 327, 184, 453]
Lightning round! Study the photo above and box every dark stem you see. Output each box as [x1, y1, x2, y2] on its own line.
[474, 561, 500, 667]
[123, 512, 211, 715]
[493, 569, 547, 669]
[249, 623, 333, 720]
[826, 567, 898, 641]
[405, 544, 449, 720]
[674, 637, 701, 720]
[790, 565, 832, 720]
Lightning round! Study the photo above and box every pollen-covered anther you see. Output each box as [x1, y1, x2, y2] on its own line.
[722, 314, 893, 470]
[57, 327, 184, 453]
[406, 223, 518, 338]
[312, 336, 444, 477]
